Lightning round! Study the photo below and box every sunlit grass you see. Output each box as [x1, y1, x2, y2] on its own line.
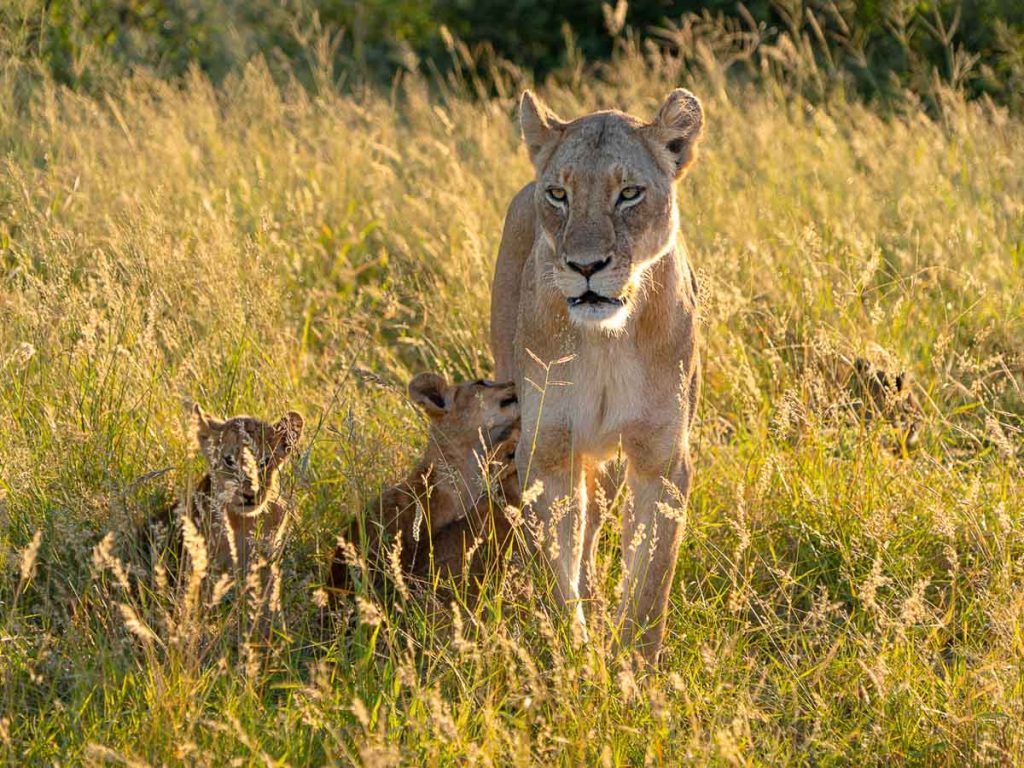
[1, 37, 1022, 765]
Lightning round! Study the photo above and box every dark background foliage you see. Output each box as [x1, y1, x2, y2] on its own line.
[2, 0, 1022, 109]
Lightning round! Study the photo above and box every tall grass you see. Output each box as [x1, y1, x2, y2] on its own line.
[1, 29, 1023, 766]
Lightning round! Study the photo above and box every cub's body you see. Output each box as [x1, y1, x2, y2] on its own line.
[329, 374, 520, 598]
[146, 406, 304, 581]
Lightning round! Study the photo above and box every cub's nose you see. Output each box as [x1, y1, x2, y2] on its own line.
[494, 381, 517, 408]
[242, 491, 257, 505]
[566, 256, 611, 279]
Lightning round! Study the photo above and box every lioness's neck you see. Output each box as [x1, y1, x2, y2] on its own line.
[631, 245, 692, 339]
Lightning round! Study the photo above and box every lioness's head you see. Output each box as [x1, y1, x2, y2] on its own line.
[408, 372, 520, 472]
[520, 89, 704, 331]
[191, 404, 304, 514]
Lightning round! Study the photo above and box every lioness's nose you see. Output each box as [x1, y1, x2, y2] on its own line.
[566, 256, 611, 278]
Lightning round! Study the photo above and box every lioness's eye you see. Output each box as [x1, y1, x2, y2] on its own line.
[617, 186, 644, 205]
[222, 454, 236, 469]
[545, 187, 567, 205]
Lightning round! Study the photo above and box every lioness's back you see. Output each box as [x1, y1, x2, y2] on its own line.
[490, 182, 537, 381]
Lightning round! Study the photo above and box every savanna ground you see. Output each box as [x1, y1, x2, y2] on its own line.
[2, 27, 1023, 767]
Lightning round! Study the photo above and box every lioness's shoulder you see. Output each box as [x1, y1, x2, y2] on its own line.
[503, 182, 536, 238]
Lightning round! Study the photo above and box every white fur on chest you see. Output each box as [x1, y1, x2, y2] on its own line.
[564, 334, 646, 458]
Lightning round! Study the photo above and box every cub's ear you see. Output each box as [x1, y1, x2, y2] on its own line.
[187, 401, 223, 454]
[408, 372, 450, 418]
[272, 411, 305, 460]
[644, 89, 704, 178]
[520, 90, 565, 171]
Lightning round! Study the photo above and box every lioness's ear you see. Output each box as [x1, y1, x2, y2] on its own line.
[645, 89, 704, 178]
[272, 411, 304, 460]
[188, 401, 223, 454]
[520, 90, 565, 171]
[408, 372, 450, 418]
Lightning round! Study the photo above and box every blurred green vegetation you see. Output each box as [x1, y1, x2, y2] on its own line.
[1, 0, 1022, 110]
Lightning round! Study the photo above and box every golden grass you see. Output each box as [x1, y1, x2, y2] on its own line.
[1, 42, 1023, 765]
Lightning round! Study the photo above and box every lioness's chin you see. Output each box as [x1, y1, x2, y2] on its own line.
[567, 300, 632, 332]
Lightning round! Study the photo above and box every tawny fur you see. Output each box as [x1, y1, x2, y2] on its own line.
[490, 89, 705, 661]
[145, 405, 304, 580]
[328, 374, 521, 598]
[851, 357, 922, 452]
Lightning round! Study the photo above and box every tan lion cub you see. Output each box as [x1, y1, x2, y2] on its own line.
[328, 372, 520, 596]
[148, 404, 304, 579]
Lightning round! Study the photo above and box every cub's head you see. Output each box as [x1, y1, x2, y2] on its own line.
[190, 404, 304, 513]
[520, 89, 704, 331]
[408, 372, 520, 469]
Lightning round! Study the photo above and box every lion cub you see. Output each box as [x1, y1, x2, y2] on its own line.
[329, 372, 521, 596]
[851, 357, 922, 453]
[147, 403, 304, 579]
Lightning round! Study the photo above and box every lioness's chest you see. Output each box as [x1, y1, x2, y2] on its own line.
[558, 339, 648, 457]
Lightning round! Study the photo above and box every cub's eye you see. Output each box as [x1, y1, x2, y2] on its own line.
[617, 186, 644, 206]
[545, 187, 568, 205]
[221, 454, 236, 469]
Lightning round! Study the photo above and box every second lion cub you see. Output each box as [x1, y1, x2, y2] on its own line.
[147, 403, 304, 580]
[329, 372, 521, 596]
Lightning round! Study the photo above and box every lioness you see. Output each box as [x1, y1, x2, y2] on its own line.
[490, 89, 704, 660]
[147, 404, 304, 579]
[328, 372, 521, 596]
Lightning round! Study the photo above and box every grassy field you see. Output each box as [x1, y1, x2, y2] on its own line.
[1, 41, 1023, 765]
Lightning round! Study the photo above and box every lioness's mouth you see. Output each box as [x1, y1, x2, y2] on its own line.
[567, 291, 624, 308]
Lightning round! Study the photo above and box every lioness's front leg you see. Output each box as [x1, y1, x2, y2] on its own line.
[516, 426, 587, 630]
[616, 451, 692, 661]
[579, 461, 623, 605]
